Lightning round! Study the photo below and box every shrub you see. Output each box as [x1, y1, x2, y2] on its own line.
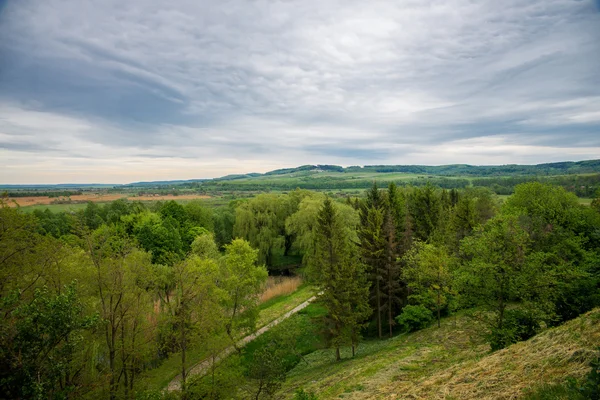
[395, 305, 434, 333]
[488, 309, 540, 351]
[578, 348, 600, 399]
[294, 388, 318, 400]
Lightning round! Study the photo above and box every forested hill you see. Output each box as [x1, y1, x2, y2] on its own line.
[221, 159, 600, 180]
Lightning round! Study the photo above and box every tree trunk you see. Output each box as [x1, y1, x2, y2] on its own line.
[181, 316, 187, 392]
[437, 289, 441, 328]
[376, 279, 382, 338]
[336, 346, 341, 361]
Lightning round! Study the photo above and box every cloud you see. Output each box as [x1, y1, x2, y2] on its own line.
[0, 0, 599, 183]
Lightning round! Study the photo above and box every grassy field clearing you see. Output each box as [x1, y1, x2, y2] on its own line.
[280, 308, 600, 400]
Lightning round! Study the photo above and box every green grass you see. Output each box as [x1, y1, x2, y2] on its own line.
[138, 284, 315, 390]
[278, 308, 600, 399]
[256, 284, 315, 328]
[242, 302, 328, 369]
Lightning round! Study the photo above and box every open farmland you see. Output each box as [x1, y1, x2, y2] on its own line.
[6, 193, 211, 208]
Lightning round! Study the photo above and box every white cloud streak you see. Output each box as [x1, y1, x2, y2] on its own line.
[0, 0, 599, 183]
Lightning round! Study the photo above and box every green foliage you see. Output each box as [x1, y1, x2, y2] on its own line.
[190, 230, 219, 259]
[488, 308, 540, 351]
[408, 183, 441, 242]
[294, 388, 319, 400]
[457, 213, 559, 349]
[187, 354, 244, 400]
[579, 348, 600, 400]
[130, 212, 184, 265]
[222, 239, 268, 339]
[402, 241, 455, 328]
[246, 342, 287, 399]
[2, 284, 97, 399]
[395, 305, 434, 332]
[314, 198, 371, 360]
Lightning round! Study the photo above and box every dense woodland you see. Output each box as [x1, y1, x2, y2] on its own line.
[1, 182, 600, 399]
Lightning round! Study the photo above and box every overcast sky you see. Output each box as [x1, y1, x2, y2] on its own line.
[1, 0, 600, 184]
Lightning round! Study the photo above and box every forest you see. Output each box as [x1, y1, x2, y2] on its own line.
[1, 181, 600, 399]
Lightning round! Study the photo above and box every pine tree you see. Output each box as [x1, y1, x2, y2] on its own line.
[315, 198, 370, 360]
[382, 210, 402, 337]
[359, 205, 386, 338]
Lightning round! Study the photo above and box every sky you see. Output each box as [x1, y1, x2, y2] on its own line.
[1, 0, 600, 184]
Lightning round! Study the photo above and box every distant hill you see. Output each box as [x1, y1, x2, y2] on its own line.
[2, 159, 599, 195]
[253, 159, 600, 179]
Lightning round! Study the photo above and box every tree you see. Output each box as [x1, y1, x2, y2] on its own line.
[286, 193, 359, 280]
[85, 224, 154, 399]
[359, 205, 386, 338]
[382, 209, 402, 337]
[4, 284, 97, 399]
[169, 255, 224, 391]
[233, 194, 287, 268]
[222, 239, 268, 347]
[0, 205, 97, 398]
[408, 183, 441, 242]
[403, 241, 454, 328]
[457, 214, 564, 349]
[129, 212, 184, 265]
[314, 198, 371, 360]
[504, 182, 600, 323]
[245, 343, 287, 400]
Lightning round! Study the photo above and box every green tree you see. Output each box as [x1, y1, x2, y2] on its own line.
[408, 183, 441, 242]
[314, 198, 371, 360]
[233, 194, 287, 268]
[403, 241, 454, 328]
[169, 255, 224, 391]
[85, 225, 154, 399]
[358, 204, 385, 338]
[222, 239, 268, 347]
[457, 214, 564, 349]
[4, 284, 97, 399]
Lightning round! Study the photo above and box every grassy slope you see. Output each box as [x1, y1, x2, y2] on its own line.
[281, 308, 600, 400]
[138, 285, 315, 390]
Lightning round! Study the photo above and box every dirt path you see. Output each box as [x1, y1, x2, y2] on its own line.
[167, 295, 316, 391]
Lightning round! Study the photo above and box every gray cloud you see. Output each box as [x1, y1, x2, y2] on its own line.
[0, 0, 599, 183]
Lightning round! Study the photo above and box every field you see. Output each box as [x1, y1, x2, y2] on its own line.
[6, 193, 211, 209]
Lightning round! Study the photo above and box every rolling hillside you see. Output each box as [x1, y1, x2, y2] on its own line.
[279, 308, 600, 399]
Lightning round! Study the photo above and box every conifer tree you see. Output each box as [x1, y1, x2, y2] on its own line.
[315, 198, 370, 360]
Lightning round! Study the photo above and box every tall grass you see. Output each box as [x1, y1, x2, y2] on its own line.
[259, 276, 303, 304]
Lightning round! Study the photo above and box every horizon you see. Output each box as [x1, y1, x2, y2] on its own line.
[1, 158, 598, 186]
[1, 1, 600, 184]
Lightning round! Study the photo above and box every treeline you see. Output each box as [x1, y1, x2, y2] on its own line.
[347, 158, 600, 176]
[200, 177, 471, 191]
[472, 172, 600, 197]
[208, 159, 600, 178]
[4, 190, 83, 198]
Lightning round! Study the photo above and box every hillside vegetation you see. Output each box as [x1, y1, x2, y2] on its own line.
[281, 308, 600, 400]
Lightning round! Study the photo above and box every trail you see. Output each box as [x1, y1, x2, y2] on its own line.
[167, 295, 316, 391]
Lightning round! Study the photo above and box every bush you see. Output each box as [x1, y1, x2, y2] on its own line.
[579, 349, 600, 399]
[395, 305, 434, 333]
[488, 309, 540, 351]
[294, 388, 318, 400]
